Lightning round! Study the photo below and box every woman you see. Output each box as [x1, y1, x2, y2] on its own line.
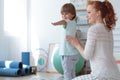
[67, 0, 120, 80]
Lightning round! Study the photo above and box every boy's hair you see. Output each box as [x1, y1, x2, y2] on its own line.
[61, 3, 76, 19]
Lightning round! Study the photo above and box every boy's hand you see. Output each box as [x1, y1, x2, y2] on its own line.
[51, 20, 66, 26]
[51, 22, 57, 26]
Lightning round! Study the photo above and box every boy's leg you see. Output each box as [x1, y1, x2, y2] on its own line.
[62, 56, 72, 80]
[61, 55, 79, 80]
[71, 55, 79, 78]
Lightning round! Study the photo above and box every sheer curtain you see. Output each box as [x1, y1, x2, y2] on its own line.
[4, 0, 29, 60]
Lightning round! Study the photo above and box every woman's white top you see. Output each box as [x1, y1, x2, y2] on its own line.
[77, 23, 120, 79]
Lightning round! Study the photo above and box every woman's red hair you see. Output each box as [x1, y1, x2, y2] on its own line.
[88, 0, 117, 30]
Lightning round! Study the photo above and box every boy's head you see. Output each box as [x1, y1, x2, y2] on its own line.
[61, 3, 76, 20]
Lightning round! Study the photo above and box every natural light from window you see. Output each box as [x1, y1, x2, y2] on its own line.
[4, 0, 27, 37]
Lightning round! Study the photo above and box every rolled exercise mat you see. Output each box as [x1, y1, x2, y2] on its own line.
[9, 61, 22, 69]
[22, 52, 30, 65]
[21, 68, 28, 76]
[0, 68, 21, 76]
[0, 61, 5, 68]
[0, 61, 22, 69]
[23, 64, 32, 74]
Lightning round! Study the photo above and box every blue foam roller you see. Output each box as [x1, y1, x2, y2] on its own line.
[0, 68, 21, 76]
[0, 61, 5, 68]
[21, 68, 28, 76]
[0, 61, 22, 69]
[23, 64, 32, 74]
[22, 52, 30, 65]
[10, 61, 22, 69]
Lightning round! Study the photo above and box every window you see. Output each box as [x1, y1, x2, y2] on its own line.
[4, 0, 28, 53]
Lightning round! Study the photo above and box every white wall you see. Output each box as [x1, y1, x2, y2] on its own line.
[110, 0, 120, 70]
[0, 0, 9, 60]
[30, 0, 70, 51]
[0, 36, 9, 60]
[0, 0, 4, 35]
[111, 0, 120, 53]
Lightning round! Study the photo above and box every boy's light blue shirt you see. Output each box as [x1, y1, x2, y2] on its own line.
[59, 19, 78, 55]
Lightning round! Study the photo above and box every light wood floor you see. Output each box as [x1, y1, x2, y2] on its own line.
[0, 72, 63, 80]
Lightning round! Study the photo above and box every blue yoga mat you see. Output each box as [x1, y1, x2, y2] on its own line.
[22, 52, 30, 65]
[0, 61, 22, 69]
[0, 68, 21, 76]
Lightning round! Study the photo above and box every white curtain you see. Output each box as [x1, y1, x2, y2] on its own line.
[4, 0, 28, 61]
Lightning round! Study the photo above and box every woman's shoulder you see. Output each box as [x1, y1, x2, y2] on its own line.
[89, 23, 105, 32]
[89, 24, 97, 32]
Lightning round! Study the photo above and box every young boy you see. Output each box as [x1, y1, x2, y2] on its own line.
[52, 3, 79, 80]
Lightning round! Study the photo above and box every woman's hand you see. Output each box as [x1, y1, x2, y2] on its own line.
[66, 35, 80, 48]
[67, 35, 85, 59]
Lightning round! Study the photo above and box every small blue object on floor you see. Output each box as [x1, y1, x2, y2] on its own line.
[22, 52, 30, 65]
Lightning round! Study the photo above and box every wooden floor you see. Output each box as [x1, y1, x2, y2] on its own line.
[0, 72, 64, 80]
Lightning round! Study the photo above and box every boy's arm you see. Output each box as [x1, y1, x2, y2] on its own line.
[51, 20, 66, 26]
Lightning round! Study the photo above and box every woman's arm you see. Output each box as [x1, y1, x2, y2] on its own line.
[66, 35, 85, 59]
[67, 26, 97, 60]
[51, 20, 66, 26]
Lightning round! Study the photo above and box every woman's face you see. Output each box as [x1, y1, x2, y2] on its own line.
[86, 5, 99, 24]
